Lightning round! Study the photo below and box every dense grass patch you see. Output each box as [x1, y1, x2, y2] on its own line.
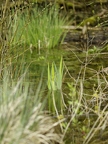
[9, 5, 67, 49]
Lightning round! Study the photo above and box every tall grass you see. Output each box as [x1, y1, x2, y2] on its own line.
[9, 5, 67, 50]
[0, 68, 64, 144]
[0, 4, 66, 143]
[47, 57, 65, 115]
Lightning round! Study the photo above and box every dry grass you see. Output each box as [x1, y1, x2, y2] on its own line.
[0, 70, 64, 144]
[63, 50, 108, 144]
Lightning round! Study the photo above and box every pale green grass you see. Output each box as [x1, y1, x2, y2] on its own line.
[47, 57, 65, 116]
[0, 69, 64, 144]
[9, 5, 67, 49]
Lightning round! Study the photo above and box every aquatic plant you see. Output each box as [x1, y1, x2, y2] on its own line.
[47, 57, 65, 115]
[47, 57, 63, 91]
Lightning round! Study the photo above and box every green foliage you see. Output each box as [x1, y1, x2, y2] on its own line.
[47, 57, 63, 91]
[47, 57, 64, 114]
[88, 46, 100, 54]
[9, 5, 67, 49]
[67, 82, 83, 114]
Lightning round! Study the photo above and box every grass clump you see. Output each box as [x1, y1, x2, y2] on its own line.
[47, 57, 65, 115]
[9, 5, 67, 49]
[0, 69, 64, 144]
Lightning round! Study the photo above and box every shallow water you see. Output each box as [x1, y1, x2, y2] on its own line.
[11, 41, 108, 93]
[8, 41, 108, 144]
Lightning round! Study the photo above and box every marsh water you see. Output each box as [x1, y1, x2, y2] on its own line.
[11, 40, 108, 144]
[1, 1, 108, 143]
[19, 41, 108, 92]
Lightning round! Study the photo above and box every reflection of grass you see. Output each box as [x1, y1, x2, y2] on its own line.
[9, 5, 67, 49]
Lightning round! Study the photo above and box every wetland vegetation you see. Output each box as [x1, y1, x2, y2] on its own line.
[0, 0, 108, 144]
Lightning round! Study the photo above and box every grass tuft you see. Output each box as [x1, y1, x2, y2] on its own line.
[0, 69, 64, 144]
[9, 5, 67, 50]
